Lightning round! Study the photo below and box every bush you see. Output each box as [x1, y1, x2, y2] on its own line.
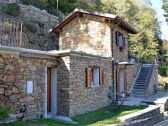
[0, 105, 11, 120]
[5, 3, 20, 17]
[164, 83, 168, 91]
[158, 62, 168, 76]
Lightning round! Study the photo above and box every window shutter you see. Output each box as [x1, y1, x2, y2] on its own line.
[123, 36, 125, 48]
[100, 69, 105, 87]
[115, 32, 119, 46]
[124, 70, 127, 94]
[86, 68, 92, 87]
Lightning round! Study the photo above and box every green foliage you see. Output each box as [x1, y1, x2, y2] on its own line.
[5, 3, 20, 17]
[101, 0, 159, 61]
[158, 62, 168, 76]
[0, 105, 11, 120]
[162, 0, 168, 23]
[164, 82, 168, 91]
[8, 105, 147, 126]
[21, 0, 46, 8]
[23, 22, 37, 33]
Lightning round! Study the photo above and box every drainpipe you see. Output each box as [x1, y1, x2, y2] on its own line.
[111, 28, 116, 101]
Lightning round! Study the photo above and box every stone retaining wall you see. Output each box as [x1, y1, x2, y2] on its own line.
[147, 65, 158, 95]
[119, 106, 162, 123]
[117, 106, 163, 126]
[19, 4, 59, 29]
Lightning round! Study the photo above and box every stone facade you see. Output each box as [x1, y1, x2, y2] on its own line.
[147, 65, 158, 95]
[59, 14, 128, 60]
[0, 51, 56, 120]
[1, 8, 151, 121]
[57, 52, 112, 117]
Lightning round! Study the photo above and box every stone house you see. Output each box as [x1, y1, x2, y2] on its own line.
[0, 8, 158, 121]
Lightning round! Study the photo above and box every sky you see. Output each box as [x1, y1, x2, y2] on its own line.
[150, 0, 168, 40]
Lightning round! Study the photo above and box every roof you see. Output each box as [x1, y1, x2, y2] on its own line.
[52, 8, 138, 34]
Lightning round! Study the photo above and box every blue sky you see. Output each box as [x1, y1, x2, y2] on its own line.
[150, 0, 168, 40]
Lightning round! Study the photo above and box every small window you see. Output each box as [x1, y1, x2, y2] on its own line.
[115, 31, 125, 50]
[86, 67, 105, 88]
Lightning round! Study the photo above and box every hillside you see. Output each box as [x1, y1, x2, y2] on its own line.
[0, 1, 60, 51]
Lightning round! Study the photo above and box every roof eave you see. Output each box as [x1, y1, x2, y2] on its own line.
[115, 16, 138, 34]
[52, 8, 138, 34]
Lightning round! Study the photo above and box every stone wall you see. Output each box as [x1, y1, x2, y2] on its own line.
[126, 63, 141, 92]
[57, 56, 70, 116]
[19, 4, 59, 51]
[0, 3, 59, 51]
[59, 14, 128, 60]
[147, 65, 158, 95]
[57, 52, 112, 117]
[111, 24, 128, 61]
[69, 54, 112, 117]
[118, 106, 163, 126]
[19, 4, 59, 29]
[0, 52, 56, 120]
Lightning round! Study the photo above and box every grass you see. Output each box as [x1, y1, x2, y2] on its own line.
[6, 105, 147, 126]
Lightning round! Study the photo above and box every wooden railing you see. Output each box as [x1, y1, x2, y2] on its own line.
[0, 13, 27, 48]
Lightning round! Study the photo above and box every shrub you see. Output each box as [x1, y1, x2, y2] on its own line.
[158, 62, 168, 76]
[164, 83, 168, 91]
[0, 105, 11, 120]
[5, 3, 20, 17]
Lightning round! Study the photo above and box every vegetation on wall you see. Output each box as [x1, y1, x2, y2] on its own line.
[159, 62, 168, 76]
[0, 105, 11, 120]
[5, 3, 20, 17]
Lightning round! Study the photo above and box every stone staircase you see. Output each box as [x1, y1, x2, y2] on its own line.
[130, 65, 154, 98]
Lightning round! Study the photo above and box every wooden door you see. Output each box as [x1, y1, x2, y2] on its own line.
[47, 68, 51, 112]
[119, 70, 125, 93]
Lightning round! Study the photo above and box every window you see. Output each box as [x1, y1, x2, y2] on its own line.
[116, 31, 125, 50]
[86, 67, 105, 88]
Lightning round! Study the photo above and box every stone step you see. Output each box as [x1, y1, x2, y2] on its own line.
[131, 88, 146, 91]
[133, 86, 146, 90]
[134, 83, 146, 85]
[132, 94, 146, 98]
[131, 91, 146, 95]
[134, 84, 146, 86]
[136, 80, 147, 82]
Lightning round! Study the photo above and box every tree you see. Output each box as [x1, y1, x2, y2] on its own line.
[162, 0, 168, 23]
[101, 0, 159, 62]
